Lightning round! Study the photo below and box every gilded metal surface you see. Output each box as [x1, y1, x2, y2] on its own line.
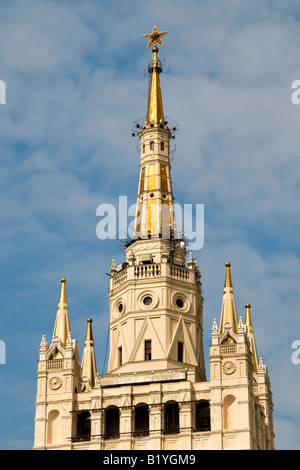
[146, 50, 164, 124]
[138, 167, 145, 194]
[143, 25, 168, 48]
[245, 304, 259, 374]
[147, 164, 157, 190]
[224, 262, 233, 287]
[58, 278, 68, 309]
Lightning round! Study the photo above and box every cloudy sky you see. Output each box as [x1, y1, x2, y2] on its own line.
[0, 0, 300, 450]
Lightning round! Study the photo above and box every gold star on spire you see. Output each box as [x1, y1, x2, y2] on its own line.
[143, 25, 168, 48]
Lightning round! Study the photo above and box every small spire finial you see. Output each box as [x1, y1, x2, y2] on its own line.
[245, 303, 253, 328]
[224, 262, 233, 288]
[59, 278, 68, 307]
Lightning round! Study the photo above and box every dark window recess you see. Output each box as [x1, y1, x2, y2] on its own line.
[143, 296, 153, 306]
[118, 346, 122, 367]
[164, 402, 179, 434]
[134, 405, 150, 436]
[178, 342, 183, 362]
[161, 142, 164, 151]
[195, 401, 211, 432]
[145, 340, 152, 361]
[104, 407, 120, 439]
[75, 411, 91, 442]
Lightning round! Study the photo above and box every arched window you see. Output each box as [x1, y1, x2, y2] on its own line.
[160, 142, 164, 151]
[195, 401, 210, 431]
[143, 143, 145, 153]
[104, 406, 120, 439]
[76, 411, 91, 441]
[47, 410, 60, 445]
[223, 395, 236, 430]
[150, 141, 154, 150]
[134, 403, 149, 436]
[164, 401, 179, 434]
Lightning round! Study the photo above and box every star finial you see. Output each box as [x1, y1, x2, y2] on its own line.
[143, 25, 168, 48]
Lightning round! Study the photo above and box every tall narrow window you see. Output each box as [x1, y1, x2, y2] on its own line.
[195, 401, 211, 431]
[160, 141, 164, 151]
[118, 346, 122, 367]
[104, 407, 120, 439]
[76, 411, 91, 442]
[134, 404, 150, 436]
[150, 141, 154, 150]
[164, 401, 179, 434]
[178, 342, 183, 362]
[145, 340, 152, 361]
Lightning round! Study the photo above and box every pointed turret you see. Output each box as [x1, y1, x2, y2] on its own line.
[245, 303, 259, 374]
[52, 278, 71, 347]
[81, 318, 97, 390]
[219, 262, 239, 336]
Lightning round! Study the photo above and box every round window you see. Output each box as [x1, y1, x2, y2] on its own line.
[117, 303, 123, 313]
[143, 296, 153, 306]
[176, 298, 184, 309]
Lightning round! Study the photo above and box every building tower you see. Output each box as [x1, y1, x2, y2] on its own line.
[33, 26, 275, 450]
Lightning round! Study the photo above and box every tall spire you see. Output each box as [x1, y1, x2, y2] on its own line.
[146, 45, 164, 124]
[245, 303, 259, 374]
[143, 26, 168, 125]
[219, 262, 239, 336]
[133, 26, 176, 240]
[52, 278, 71, 347]
[81, 318, 97, 390]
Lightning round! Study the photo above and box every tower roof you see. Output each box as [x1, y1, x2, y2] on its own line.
[81, 318, 97, 390]
[219, 262, 239, 336]
[245, 303, 259, 374]
[52, 278, 71, 347]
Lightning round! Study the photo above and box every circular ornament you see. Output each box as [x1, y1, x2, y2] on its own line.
[49, 376, 62, 390]
[223, 361, 236, 375]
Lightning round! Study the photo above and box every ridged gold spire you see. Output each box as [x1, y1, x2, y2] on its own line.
[133, 27, 176, 240]
[219, 262, 238, 336]
[81, 318, 97, 390]
[245, 303, 259, 374]
[146, 45, 164, 124]
[143, 26, 168, 125]
[52, 278, 71, 349]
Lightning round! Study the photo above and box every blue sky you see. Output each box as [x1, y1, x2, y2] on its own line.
[0, 0, 300, 449]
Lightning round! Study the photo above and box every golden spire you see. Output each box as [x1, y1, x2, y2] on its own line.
[224, 261, 233, 288]
[219, 262, 239, 336]
[245, 303, 259, 374]
[52, 278, 71, 348]
[143, 26, 168, 124]
[81, 318, 97, 390]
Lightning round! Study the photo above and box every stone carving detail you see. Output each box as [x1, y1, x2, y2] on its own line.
[49, 376, 62, 390]
[223, 361, 236, 375]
